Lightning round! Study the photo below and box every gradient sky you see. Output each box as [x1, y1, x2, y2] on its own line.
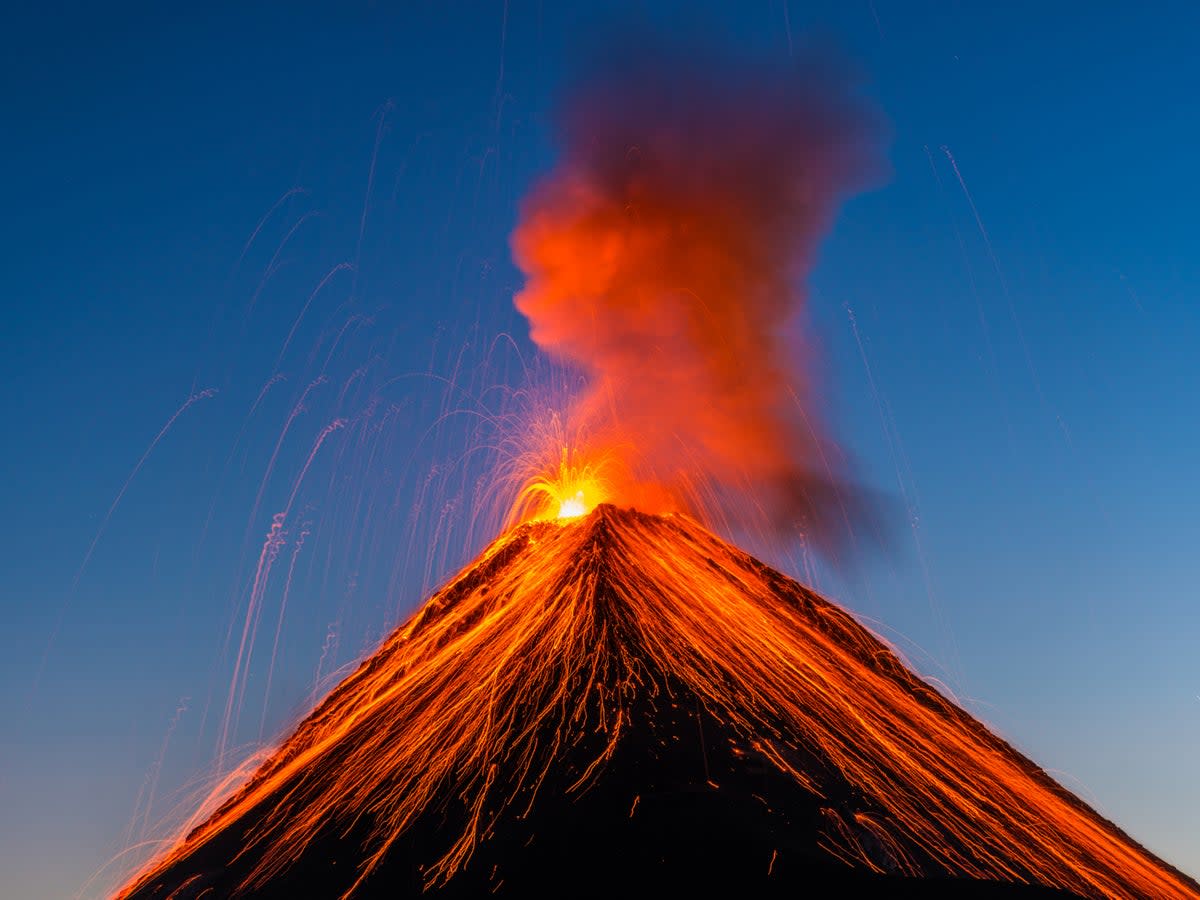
[2, 3, 1197, 897]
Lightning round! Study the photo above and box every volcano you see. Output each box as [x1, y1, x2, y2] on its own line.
[118, 506, 1198, 899]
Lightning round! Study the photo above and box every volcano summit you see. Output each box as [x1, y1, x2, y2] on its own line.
[118, 506, 1198, 899]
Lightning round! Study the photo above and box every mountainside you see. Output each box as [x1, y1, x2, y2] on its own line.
[118, 506, 1199, 899]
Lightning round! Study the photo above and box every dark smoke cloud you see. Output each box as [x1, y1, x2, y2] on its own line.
[511, 39, 888, 555]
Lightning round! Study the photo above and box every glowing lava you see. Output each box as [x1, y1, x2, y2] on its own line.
[117, 506, 1200, 900]
[509, 444, 611, 524]
[557, 490, 587, 519]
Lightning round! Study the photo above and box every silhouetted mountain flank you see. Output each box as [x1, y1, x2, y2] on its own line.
[119, 506, 1199, 899]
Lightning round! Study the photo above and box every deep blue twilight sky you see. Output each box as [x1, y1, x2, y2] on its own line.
[2, 3, 1197, 896]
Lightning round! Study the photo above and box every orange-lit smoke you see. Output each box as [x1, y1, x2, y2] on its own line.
[512, 42, 886, 551]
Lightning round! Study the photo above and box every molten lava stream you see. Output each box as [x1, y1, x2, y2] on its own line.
[117, 505, 1199, 900]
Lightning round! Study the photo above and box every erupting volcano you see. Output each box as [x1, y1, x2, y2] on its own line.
[118, 505, 1197, 899]
[112, 38, 1197, 900]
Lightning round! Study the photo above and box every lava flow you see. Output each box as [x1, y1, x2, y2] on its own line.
[117, 504, 1199, 899]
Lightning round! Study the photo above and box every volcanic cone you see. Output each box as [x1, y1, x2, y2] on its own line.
[118, 506, 1199, 899]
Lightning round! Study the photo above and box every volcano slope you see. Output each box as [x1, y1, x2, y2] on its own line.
[118, 505, 1198, 899]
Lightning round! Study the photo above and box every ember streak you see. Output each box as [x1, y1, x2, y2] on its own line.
[118, 506, 1198, 899]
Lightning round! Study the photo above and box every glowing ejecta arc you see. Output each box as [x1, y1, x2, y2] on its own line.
[510, 443, 611, 525]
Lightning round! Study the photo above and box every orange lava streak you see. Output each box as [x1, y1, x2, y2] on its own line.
[118, 506, 1197, 899]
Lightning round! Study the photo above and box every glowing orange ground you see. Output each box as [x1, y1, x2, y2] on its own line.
[118, 506, 1199, 899]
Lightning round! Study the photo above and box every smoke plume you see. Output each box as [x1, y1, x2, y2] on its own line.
[511, 40, 887, 553]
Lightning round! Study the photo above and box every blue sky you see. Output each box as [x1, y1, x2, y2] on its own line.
[1, 3, 1197, 896]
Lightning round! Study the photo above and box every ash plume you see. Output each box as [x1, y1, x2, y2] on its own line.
[511, 39, 888, 553]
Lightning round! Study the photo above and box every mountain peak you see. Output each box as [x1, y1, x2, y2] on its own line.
[118, 509, 1199, 899]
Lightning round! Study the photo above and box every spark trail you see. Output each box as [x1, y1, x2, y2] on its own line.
[34, 388, 217, 694]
